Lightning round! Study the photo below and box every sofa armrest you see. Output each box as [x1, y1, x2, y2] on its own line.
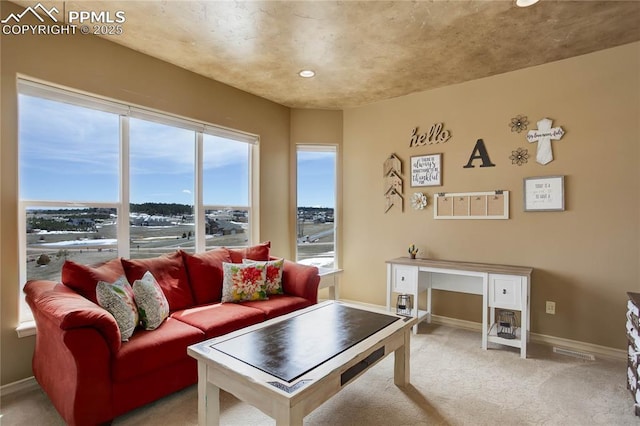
[25, 280, 117, 424]
[281, 260, 320, 304]
[24, 280, 122, 353]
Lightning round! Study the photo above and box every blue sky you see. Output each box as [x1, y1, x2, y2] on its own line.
[297, 151, 336, 208]
[19, 95, 335, 208]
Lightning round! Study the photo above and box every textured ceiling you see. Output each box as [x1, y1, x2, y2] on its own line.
[10, 0, 640, 109]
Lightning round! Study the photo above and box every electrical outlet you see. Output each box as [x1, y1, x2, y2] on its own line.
[546, 301, 556, 315]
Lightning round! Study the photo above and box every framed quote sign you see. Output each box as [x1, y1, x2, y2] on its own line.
[410, 153, 442, 187]
[523, 175, 565, 211]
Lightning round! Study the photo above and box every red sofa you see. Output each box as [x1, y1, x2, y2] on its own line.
[24, 244, 320, 426]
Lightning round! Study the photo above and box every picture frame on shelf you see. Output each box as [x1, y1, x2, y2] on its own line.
[410, 153, 442, 187]
[523, 175, 565, 212]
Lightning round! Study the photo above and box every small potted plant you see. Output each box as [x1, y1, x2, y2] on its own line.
[408, 244, 418, 259]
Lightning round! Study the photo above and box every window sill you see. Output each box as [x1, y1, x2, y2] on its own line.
[16, 321, 36, 338]
[317, 267, 343, 277]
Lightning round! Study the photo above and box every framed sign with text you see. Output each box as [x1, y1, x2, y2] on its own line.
[523, 175, 565, 211]
[410, 153, 442, 187]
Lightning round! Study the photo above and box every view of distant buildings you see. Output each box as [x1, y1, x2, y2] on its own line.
[296, 207, 334, 243]
[26, 205, 334, 238]
[24, 204, 336, 274]
[26, 205, 249, 237]
[297, 207, 334, 223]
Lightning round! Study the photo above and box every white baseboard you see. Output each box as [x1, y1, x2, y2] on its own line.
[431, 314, 626, 360]
[530, 331, 626, 360]
[431, 314, 482, 332]
[0, 376, 38, 397]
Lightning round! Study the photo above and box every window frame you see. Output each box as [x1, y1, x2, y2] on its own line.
[17, 78, 259, 325]
[295, 144, 338, 271]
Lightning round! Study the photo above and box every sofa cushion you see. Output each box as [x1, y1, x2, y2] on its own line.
[221, 262, 268, 302]
[181, 248, 231, 305]
[132, 271, 170, 330]
[96, 276, 139, 341]
[61, 258, 125, 305]
[242, 295, 313, 319]
[112, 317, 204, 382]
[243, 258, 284, 295]
[170, 303, 265, 338]
[122, 252, 194, 311]
[227, 241, 271, 263]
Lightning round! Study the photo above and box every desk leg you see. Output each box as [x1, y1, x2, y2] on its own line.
[412, 288, 419, 334]
[520, 292, 528, 359]
[522, 279, 530, 359]
[394, 329, 411, 387]
[197, 362, 220, 426]
[481, 276, 488, 350]
[427, 286, 432, 323]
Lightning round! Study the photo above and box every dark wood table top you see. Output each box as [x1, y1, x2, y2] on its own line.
[210, 302, 399, 383]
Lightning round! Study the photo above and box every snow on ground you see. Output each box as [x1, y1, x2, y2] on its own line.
[298, 256, 335, 269]
[38, 238, 118, 247]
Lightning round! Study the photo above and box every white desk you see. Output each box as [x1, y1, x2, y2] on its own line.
[386, 257, 532, 358]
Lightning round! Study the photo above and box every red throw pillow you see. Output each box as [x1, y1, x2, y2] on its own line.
[61, 258, 125, 305]
[121, 251, 194, 311]
[227, 241, 271, 263]
[181, 248, 232, 305]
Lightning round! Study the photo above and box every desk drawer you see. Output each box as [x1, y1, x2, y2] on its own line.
[489, 274, 523, 309]
[393, 265, 418, 294]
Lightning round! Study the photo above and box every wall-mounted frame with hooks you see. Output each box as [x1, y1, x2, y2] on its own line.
[434, 190, 509, 219]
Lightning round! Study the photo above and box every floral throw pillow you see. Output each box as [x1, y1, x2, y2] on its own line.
[221, 262, 267, 303]
[243, 258, 284, 295]
[132, 271, 170, 330]
[96, 276, 139, 341]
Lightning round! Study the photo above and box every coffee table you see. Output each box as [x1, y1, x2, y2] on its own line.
[187, 300, 418, 425]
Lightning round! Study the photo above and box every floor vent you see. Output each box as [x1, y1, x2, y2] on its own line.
[553, 346, 596, 361]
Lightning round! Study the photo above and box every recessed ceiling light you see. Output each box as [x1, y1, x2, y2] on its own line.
[298, 69, 316, 78]
[516, 0, 540, 7]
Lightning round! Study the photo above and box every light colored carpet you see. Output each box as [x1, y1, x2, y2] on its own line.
[1, 323, 636, 425]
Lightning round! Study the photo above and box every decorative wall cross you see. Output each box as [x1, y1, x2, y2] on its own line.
[526, 118, 565, 165]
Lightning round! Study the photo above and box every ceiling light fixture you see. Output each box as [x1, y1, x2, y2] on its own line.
[298, 69, 316, 78]
[516, 0, 540, 7]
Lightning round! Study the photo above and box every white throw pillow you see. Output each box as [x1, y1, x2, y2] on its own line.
[132, 271, 169, 330]
[96, 276, 138, 341]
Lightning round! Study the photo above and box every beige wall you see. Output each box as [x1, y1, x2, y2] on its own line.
[0, 2, 291, 385]
[290, 109, 343, 145]
[342, 42, 640, 350]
